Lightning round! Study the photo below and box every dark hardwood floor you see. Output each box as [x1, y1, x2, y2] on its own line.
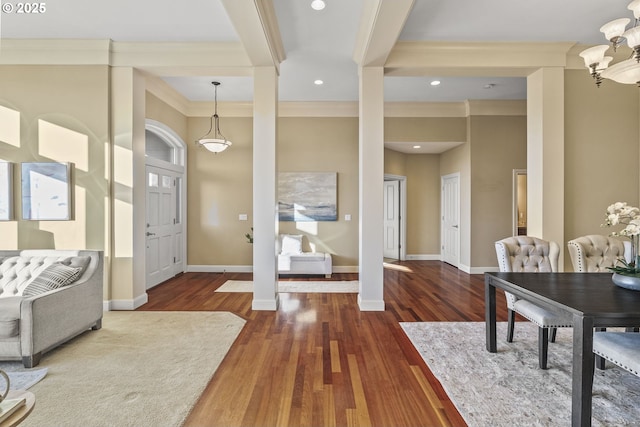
[137, 260, 509, 427]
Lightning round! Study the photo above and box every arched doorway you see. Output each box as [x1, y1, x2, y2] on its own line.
[144, 119, 187, 289]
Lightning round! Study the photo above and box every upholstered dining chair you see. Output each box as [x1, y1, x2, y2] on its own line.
[567, 234, 630, 273]
[494, 236, 573, 369]
[593, 331, 640, 378]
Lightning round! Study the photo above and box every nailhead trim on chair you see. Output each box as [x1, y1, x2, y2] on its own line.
[593, 350, 640, 377]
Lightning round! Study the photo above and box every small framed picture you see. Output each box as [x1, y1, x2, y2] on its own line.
[0, 162, 13, 221]
[21, 162, 73, 221]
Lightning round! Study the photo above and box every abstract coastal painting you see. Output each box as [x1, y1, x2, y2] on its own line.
[278, 172, 337, 221]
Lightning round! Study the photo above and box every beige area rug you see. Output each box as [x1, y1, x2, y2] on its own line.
[216, 279, 360, 293]
[401, 321, 640, 427]
[20, 311, 245, 427]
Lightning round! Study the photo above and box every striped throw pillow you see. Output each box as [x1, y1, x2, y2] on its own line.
[23, 263, 83, 297]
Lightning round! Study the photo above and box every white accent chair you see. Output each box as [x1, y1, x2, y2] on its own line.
[495, 236, 573, 369]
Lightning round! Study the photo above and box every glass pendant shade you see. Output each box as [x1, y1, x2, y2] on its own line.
[579, 45, 610, 67]
[629, 0, 640, 19]
[600, 18, 630, 41]
[584, 0, 640, 86]
[601, 58, 640, 84]
[624, 26, 640, 48]
[198, 138, 232, 153]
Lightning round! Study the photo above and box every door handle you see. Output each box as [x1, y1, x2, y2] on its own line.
[146, 232, 156, 236]
[452, 225, 459, 228]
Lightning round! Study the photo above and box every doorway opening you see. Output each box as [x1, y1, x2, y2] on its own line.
[513, 169, 527, 236]
[383, 174, 407, 261]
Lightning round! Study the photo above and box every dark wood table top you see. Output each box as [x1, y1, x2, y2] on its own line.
[486, 272, 640, 319]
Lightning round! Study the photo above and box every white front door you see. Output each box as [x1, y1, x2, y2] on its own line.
[146, 165, 183, 289]
[383, 180, 400, 259]
[441, 173, 460, 267]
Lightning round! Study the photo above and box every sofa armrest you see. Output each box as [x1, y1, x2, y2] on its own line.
[19, 252, 103, 359]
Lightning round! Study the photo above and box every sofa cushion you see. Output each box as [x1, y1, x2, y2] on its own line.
[0, 296, 23, 338]
[281, 234, 303, 254]
[22, 263, 83, 297]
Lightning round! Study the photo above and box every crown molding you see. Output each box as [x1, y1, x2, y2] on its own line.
[385, 102, 466, 117]
[111, 41, 252, 73]
[465, 100, 526, 116]
[0, 39, 112, 64]
[279, 102, 359, 117]
[145, 77, 191, 116]
[386, 41, 576, 76]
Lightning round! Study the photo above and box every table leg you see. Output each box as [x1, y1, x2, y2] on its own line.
[572, 314, 594, 427]
[485, 275, 497, 353]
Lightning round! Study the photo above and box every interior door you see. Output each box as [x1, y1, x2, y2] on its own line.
[441, 173, 460, 267]
[146, 165, 179, 289]
[383, 180, 400, 259]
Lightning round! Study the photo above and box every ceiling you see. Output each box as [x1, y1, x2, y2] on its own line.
[0, 0, 634, 151]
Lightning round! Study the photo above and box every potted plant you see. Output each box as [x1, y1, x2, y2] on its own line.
[602, 202, 640, 290]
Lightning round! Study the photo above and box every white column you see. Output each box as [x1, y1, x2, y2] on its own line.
[110, 67, 147, 309]
[527, 67, 565, 269]
[252, 66, 279, 310]
[358, 66, 385, 311]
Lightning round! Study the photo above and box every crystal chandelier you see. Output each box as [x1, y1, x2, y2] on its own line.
[579, 0, 640, 87]
[195, 81, 232, 153]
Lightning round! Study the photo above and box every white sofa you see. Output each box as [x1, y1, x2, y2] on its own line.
[0, 250, 103, 367]
[277, 234, 332, 278]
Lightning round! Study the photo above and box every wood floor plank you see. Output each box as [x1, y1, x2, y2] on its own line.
[138, 261, 509, 427]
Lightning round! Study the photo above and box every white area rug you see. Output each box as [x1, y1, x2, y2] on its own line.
[216, 280, 360, 293]
[21, 311, 245, 427]
[401, 321, 640, 427]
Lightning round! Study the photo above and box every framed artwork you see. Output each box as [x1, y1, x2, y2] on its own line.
[278, 172, 337, 221]
[21, 162, 73, 221]
[0, 162, 13, 221]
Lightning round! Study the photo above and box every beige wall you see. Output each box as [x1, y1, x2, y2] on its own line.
[0, 64, 110, 296]
[386, 117, 467, 142]
[469, 115, 527, 267]
[145, 92, 188, 142]
[0, 65, 109, 251]
[564, 69, 640, 269]
[384, 149, 441, 256]
[405, 154, 441, 255]
[187, 116, 254, 266]
[278, 117, 359, 267]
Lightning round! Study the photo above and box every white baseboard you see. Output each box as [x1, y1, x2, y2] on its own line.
[459, 264, 499, 274]
[188, 264, 358, 274]
[357, 295, 385, 311]
[405, 254, 441, 261]
[107, 293, 148, 311]
[252, 296, 280, 311]
[187, 265, 253, 273]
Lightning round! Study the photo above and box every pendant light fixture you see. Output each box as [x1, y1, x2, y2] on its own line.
[579, 0, 640, 87]
[195, 81, 232, 153]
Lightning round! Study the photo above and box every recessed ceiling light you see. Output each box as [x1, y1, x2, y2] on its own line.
[430, 80, 441, 86]
[311, 0, 326, 10]
[314, 79, 324, 85]
[413, 145, 421, 149]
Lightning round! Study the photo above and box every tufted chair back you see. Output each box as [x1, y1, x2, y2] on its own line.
[495, 236, 560, 308]
[567, 235, 628, 272]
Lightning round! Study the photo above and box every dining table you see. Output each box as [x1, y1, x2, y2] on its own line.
[484, 272, 640, 427]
